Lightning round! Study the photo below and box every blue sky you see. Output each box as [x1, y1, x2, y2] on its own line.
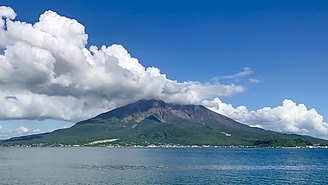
[0, 0, 327, 139]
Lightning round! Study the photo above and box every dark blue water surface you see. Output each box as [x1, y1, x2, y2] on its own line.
[1, 147, 328, 184]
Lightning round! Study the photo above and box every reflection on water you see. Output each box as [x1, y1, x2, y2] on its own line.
[0, 147, 328, 184]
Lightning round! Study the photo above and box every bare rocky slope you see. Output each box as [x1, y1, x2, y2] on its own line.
[77, 99, 244, 128]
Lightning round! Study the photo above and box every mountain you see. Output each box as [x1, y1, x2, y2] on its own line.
[77, 99, 245, 128]
[2, 99, 328, 147]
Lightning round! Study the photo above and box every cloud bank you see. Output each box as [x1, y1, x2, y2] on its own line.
[0, 6, 327, 139]
[0, 6, 243, 122]
[203, 98, 328, 139]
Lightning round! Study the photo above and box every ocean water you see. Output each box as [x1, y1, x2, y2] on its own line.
[0, 147, 328, 185]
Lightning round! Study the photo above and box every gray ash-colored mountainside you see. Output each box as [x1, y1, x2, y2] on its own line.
[77, 99, 243, 128]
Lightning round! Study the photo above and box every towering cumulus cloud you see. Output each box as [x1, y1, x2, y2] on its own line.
[0, 6, 243, 121]
[0, 6, 327, 139]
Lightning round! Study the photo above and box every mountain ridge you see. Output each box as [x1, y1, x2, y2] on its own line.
[78, 99, 243, 128]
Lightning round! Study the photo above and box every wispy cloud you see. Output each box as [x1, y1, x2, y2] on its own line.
[212, 67, 253, 81]
[249, 78, 260, 83]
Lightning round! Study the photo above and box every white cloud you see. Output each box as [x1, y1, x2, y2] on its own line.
[0, 6, 16, 19]
[213, 67, 253, 81]
[249, 78, 260, 83]
[0, 6, 244, 122]
[202, 98, 328, 139]
[0, 125, 42, 139]
[17, 126, 28, 133]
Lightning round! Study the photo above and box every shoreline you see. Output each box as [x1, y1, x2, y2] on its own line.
[1, 143, 328, 149]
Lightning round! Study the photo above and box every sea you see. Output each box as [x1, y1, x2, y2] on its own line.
[1, 147, 328, 185]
